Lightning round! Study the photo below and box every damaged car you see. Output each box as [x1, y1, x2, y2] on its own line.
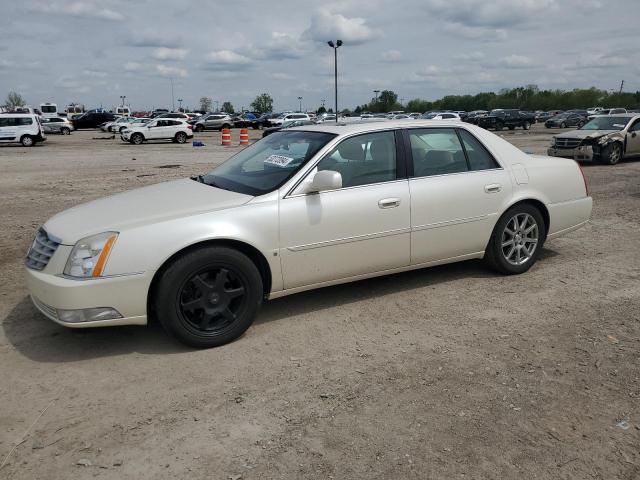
[547, 114, 640, 165]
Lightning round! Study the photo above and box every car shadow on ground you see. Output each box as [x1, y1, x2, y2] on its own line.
[2, 253, 558, 363]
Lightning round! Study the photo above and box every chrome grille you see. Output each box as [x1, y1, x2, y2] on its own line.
[555, 137, 582, 149]
[25, 228, 60, 271]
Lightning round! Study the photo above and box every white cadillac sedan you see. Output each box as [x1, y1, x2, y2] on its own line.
[25, 121, 592, 347]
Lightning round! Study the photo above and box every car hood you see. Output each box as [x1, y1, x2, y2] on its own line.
[555, 129, 616, 139]
[44, 179, 253, 245]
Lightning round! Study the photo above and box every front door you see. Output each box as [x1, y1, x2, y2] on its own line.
[626, 119, 640, 155]
[279, 130, 411, 289]
[407, 127, 512, 264]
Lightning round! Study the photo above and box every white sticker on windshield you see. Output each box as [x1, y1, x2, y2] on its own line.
[265, 154, 294, 167]
[612, 124, 625, 128]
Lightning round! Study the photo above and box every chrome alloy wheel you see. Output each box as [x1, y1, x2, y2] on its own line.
[501, 213, 539, 266]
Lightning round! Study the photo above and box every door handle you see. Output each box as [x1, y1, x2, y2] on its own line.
[378, 198, 401, 209]
[484, 184, 502, 193]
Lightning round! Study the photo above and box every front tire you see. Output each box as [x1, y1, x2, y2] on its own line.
[495, 122, 504, 131]
[485, 204, 546, 275]
[601, 142, 622, 165]
[523, 121, 531, 130]
[154, 246, 263, 348]
[130, 133, 144, 145]
[61, 127, 71, 135]
[194, 124, 204, 132]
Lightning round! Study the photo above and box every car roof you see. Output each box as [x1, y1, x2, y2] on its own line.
[0, 113, 36, 117]
[289, 119, 477, 135]
[591, 113, 637, 119]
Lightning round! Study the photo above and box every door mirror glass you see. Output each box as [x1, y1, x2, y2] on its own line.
[308, 170, 342, 192]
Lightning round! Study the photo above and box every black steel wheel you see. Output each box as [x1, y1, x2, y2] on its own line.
[154, 246, 263, 348]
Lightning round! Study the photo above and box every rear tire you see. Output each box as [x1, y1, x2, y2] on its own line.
[195, 124, 204, 132]
[175, 132, 187, 143]
[560, 122, 566, 128]
[20, 135, 34, 147]
[61, 127, 71, 135]
[523, 121, 531, 130]
[495, 122, 504, 131]
[154, 246, 263, 348]
[485, 204, 546, 275]
[130, 133, 144, 145]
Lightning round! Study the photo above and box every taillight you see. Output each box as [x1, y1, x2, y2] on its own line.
[576, 161, 588, 196]
[187, 125, 193, 130]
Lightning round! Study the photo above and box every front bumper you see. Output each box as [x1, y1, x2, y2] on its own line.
[547, 145, 594, 161]
[25, 267, 150, 328]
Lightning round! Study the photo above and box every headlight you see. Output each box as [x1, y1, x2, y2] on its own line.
[64, 232, 118, 278]
[551, 137, 556, 146]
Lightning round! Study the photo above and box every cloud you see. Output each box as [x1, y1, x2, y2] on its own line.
[453, 51, 485, 62]
[152, 48, 188, 61]
[206, 50, 252, 67]
[155, 64, 188, 78]
[443, 23, 507, 41]
[572, 53, 628, 69]
[498, 54, 537, 68]
[259, 32, 307, 60]
[29, 1, 124, 21]
[271, 72, 295, 81]
[424, 0, 557, 28]
[303, 10, 379, 45]
[124, 61, 146, 73]
[0, 59, 14, 69]
[381, 50, 402, 63]
[126, 31, 183, 48]
[83, 69, 108, 78]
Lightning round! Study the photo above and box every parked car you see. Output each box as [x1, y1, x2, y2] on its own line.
[233, 112, 259, 129]
[102, 116, 130, 132]
[587, 108, 627, 121]
[476, 109, 535, 131]
[420, 112, 461, 120]
[0, 113, 46, 146]
[193, 113, 234, 132]
[262, 119, 315, 137]
[586, 107, 604, 115]
[113, 117, 151, 133]
[548, 114, 640, 165]
[39, 103, 58, 119]
[120, 119, 193, 145]
[535, 111, 557, 123]
[254, 113, 278, 129]
[156, 112, 190, 121]
[150, 109, 170, 118]
[26, 120, 592, 347]
[270, 113, 311, 126]
[464, 111, 489, 124]
[316, 114, 337, 123]
[41, 116, 74, 135]
[72, 111, 116, 129]
[545, 112, 587, 129]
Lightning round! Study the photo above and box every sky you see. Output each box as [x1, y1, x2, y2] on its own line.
[1, 0, 638, 112]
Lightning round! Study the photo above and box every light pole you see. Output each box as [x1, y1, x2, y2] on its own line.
[373, 90, 380, 112]
[298, 96, 303, 112]
[119, 95, 126, 107]
[327, 40, 343, 123]
[177, 98, 183, 111]
[214, 100, 219, 112]
[170, 77, 175, 111]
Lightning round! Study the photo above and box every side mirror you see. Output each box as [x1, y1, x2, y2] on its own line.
[308, 170, 342, 193]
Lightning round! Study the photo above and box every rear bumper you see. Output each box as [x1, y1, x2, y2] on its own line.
[547, 146, 594, 161]
[547, 196, 593, 238]
[25, 267, 151, 328]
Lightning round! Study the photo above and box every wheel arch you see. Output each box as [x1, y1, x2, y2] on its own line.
[147, 238, 273, 319]
[501, 198, 550, 239]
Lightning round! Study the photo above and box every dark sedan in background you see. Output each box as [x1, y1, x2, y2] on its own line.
[545, 111, 587, 129]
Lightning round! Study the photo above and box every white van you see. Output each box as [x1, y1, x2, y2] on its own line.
[40, 103, 58, 118]
[0, 113, 46, 146]
[116, 106, 131, 116]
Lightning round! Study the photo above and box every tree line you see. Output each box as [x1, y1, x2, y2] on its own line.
[352, 86, 640, 114]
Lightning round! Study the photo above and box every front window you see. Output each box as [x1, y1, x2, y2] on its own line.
[581, 117, 629, 131]
[202, 131, 336, 196]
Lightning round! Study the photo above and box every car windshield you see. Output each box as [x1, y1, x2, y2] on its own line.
[201, 131, 336, 196]
[580, 116, 629, 131]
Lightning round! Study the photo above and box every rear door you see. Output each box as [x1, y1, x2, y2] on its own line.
[407, 127, 512, 264]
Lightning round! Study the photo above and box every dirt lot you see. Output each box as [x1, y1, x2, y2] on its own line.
[1, 125, 639, 479]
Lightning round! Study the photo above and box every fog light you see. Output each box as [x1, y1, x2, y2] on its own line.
[56, 307, 122, 323]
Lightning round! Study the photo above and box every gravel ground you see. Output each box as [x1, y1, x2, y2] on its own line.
[1, 125, 639, 479]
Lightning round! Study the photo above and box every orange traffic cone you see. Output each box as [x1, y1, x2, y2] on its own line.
[239, 128, 249, 145]
[221, 128, 231, 146]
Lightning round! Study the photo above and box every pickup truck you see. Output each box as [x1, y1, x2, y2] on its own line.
[476, 109, 535, 131]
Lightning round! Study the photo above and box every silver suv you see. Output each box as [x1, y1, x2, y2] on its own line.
[194, 113, 233, 132]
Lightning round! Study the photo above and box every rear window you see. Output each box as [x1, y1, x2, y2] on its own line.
[41, 105, 56, 113]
